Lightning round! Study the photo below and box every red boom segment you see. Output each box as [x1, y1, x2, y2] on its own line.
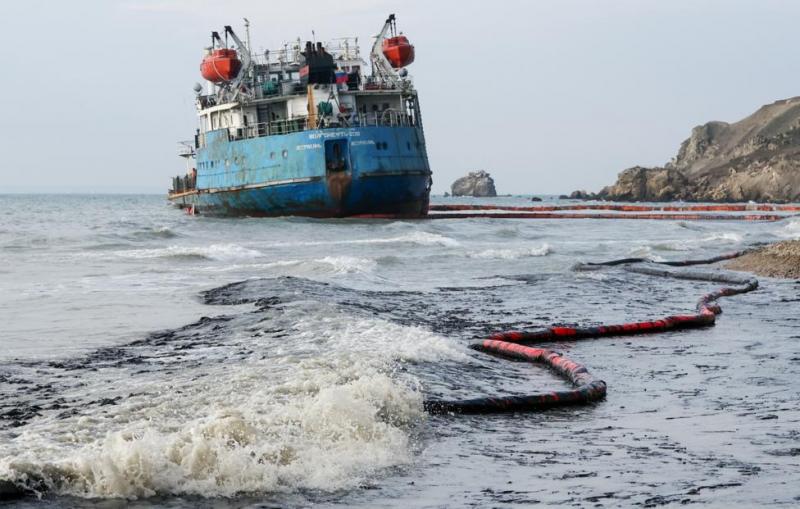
[424, 251, 759, 415]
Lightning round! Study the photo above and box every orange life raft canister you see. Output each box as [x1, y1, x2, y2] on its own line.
[200, 48, 242, 83]
[382, 35, 415, 68]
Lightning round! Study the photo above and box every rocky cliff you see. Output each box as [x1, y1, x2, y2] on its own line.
[451, 170, 497, 197]
[592, 97, 800, 202]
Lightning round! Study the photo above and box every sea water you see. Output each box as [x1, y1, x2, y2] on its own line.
[1, 194, 799, 507]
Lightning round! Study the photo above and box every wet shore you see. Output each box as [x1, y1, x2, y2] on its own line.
[727, 240, 800, 278]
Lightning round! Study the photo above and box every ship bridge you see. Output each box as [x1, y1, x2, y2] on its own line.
[191, 18, 422, 151]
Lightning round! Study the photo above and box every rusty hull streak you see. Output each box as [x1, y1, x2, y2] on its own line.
[326, 171, 352, 210]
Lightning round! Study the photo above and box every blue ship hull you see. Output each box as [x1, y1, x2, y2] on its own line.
[169, 125, 431, 217]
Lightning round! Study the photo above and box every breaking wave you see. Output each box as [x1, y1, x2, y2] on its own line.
[130, 226, 179, 240]
[202, 256, 379, 276]
[276, 231, 460, 249]
[468, 243, 552, 259]
[0, 306, 466, 498]
[116, 244, 263, 262]
[638, 232, 744, 253]
[776, 218, 800, 239]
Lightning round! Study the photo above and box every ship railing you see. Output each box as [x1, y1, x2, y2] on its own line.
[251, 38, 361, 67]
[353, 110, 415, 128]
[211, 111, 415, 144]
[227, 118, 310, 141]
[169, 173, 196, 195]
[177, 140, 195, 157]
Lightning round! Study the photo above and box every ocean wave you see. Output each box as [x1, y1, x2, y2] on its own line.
[494, 227, 521, 238]
[117, 244, 263, 262]
[202, 256, 378, 275]
[275, 231, 460, 249]
[0, 311, 465, 499]
[699, 232, 743, 243]
[626, 245, 667, 261]
[314, 256, 378, 274]
[0, 374, 422, 498]
[642, 232, 744, 252]
[776, 218, 800, 239]
[129, 225, 179, 240]
[468, 243, 552, 260]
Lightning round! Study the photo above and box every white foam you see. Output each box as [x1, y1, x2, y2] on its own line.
[468, 243, 552, 260]
[0, 311, 466, 498]
[626, 245, 667, 262]
[699, 232, 743, 243]
[201, 256, 377, 276]
[314, 256, 378, 274]
[274, 231, 460, 249]
[639, 232, 744, 253]
[776, 218, 800, 239]
[117, 244, 263, 262]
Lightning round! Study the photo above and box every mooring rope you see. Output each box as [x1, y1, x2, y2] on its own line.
[424, 250, 759, 415]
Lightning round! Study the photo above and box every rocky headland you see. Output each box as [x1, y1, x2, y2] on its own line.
[451, 170, 497, 197]
[576, 97, 800, 202]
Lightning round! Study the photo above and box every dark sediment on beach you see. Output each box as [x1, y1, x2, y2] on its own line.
[726, 240, 800, 278]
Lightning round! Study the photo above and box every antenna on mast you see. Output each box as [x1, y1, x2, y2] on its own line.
[243, 18, 252, 59]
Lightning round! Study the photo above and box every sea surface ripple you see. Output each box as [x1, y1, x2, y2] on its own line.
[1, 194, 799, 507]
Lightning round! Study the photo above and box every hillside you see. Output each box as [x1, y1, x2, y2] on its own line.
[589, 97, 800, 202]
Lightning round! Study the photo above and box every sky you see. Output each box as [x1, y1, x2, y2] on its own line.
[1, 0, 799, 194]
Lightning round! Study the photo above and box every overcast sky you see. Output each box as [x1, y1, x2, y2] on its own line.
[1, 0, 799, 194]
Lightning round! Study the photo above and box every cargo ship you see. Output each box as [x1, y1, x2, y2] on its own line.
[168, 14, 432, 217]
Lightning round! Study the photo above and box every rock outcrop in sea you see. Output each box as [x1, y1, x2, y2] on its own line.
[451, 171, 497, 197]
[582, 97, 800, 202]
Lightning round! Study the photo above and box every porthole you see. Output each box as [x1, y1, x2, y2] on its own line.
[270, 152, 275, 159]
[282, 149, 288, 159]
[406, 141, 411, 151]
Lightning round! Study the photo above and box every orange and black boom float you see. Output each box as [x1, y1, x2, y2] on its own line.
[424, 250, 759, 415]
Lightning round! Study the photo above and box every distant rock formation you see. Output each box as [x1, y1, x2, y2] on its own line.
[451, 170, 497, 197]
[569, 190, 596, 200]
[583, 97, 800, 202]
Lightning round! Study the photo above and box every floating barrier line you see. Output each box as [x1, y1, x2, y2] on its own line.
[417, 203, 800, 222]
[423, 212, 789, 221]
[424, 250, 758, 415]
[429, 203, 800, 213]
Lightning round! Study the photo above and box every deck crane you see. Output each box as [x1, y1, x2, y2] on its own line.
[371, 14, 406, 89]
[223, 25, 253, 100]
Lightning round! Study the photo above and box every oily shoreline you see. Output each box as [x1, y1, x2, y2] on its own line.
[726, 240, 800, 279]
